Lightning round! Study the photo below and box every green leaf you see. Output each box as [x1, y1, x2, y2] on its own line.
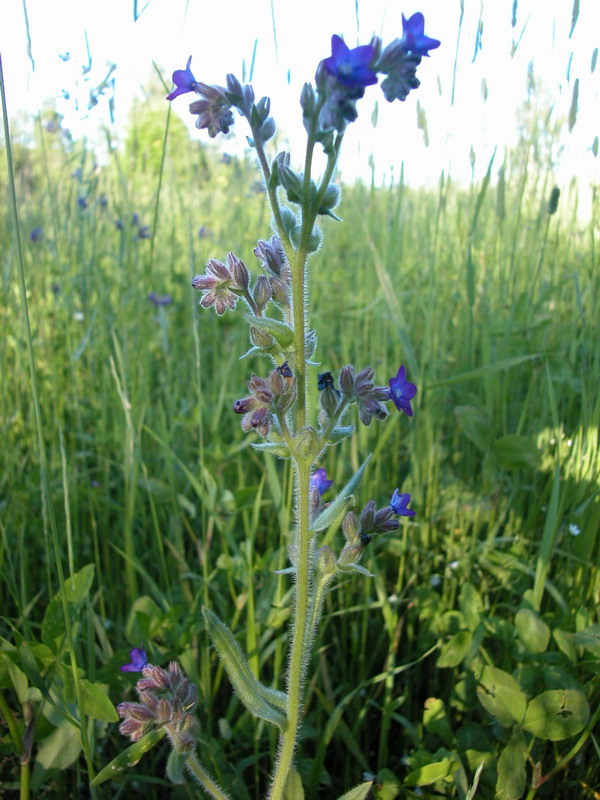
[80, 679, 119, 722]
[423, 697, 454, 745]
[41, 564, 95, 652]
[203, 607, 287, 728]
[572, 624, 600, 657]
[523, 690, 590, 741]
[245, 314, 294, 349]
[91, 728, 166, 786]
[166, 750, 187, 784]
[476, 666, 527, 727]
[492, 434, 541, 469]
[453, 406, 491, 451]
[495, 728, 527, 800]
[515, 609, 550, 654]
[459, 583, 484, 631]
[437, 631, 472, 668]
[553, 629, 577, 662]
[336, 781, 374, 800]
[404, 759, 458, 786]
[284, 768, 305, 799]
[310, 454, 371, 532]
[36, 721, 82, 771]
[252, 441, 291, 458]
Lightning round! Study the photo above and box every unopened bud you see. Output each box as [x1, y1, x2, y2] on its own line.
[250, 325, 275, 349]
[339, 365, 356, 395]
[253, 275, 272, 312]
[227, 252, 249, 290]
[316, 545, 336, 576]
[342, 511, 359, 545]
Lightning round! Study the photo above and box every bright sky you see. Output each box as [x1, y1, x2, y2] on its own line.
[1, 0, 599, 201]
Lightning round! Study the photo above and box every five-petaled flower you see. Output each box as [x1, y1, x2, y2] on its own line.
[121, 645, 148, 673]
[389, 365, 417, 417]
[401, 13, 441, 57]
[390, 489, 416, 517]
[323, 35, 378, 89]
[166, 56, 198, 100]
[311, 468, 333, 495]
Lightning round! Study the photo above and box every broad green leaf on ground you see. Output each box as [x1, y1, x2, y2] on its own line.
[515, 609, 550, 653]
[91, 728, 166, 786]
[523, 689, 590, 741]
[203, 607, 287, 728]
[437, 630, 472, 668]
[476, 666, 527, 727]
[572, 624, 600, 657]
[453, 406, 491, 452]
[404, 759, 459, 786]
[492, 434, 541, 469]
[496, 728, 527, 800]
[41, 564, 95, 652]
[36, 720, 82, 771]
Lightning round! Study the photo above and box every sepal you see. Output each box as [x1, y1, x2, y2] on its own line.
[245, 314, 295, 349]
[335, 781, 374, 800]
[329, 425, 354, 443]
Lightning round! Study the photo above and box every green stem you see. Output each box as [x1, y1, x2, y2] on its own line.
[305, 574, 334, 650]
[185, 753, 231, 800]
[268, 457, 312, 800]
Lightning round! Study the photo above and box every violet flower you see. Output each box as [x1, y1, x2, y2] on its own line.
[401, 13, 441, 57]
[148, 292, 173, 307]
[121, 646, 148, 673]
[29, 227, 43, 243]
[166, 56, 198, 100]
[323, 35, 378, 89]
[311, 468, 333, 496]
[390, 489, 416, 517]
[389, 365, 417, 417]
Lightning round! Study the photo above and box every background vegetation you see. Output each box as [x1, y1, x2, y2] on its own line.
[1, 74, 599, 798]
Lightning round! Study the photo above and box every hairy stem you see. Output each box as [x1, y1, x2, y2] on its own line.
[268, 457, 312, 800]
[185, 753, 231, 800]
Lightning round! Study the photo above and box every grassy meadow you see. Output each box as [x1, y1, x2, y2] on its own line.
[1, 89, 599, 798]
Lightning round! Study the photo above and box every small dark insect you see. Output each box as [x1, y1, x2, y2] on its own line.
[277, 361, 293, 379]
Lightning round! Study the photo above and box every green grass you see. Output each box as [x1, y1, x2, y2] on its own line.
[1, 94, 599, 799]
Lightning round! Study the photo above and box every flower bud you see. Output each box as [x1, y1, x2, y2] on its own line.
[249, 325, 276, 349]
[359, 500, 376, 533]
[253, 275, 273, 313]
[227, 252, 249, 290]
[342, 511, 359, 545]
[316, 545, 336, 576]
[339, 365, 356, 395]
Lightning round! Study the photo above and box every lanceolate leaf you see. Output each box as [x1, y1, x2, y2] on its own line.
[335, 782, 374, 800]
[203, 607, 288, 728]
[310, 454, 372, 532]
[91, 729, 166, 786]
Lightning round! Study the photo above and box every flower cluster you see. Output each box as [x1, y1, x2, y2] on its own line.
[117, 661, 200, 754]
[233, 366, 296, 437]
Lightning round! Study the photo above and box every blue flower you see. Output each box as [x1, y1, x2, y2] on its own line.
[401, 13, 440, 57]
[120, 646, 148, 673]
[311, 468, 333, 495]
[389, 365, 417, 417]
[166, 56, 198, 101]
[29, 227, 43, 243]
[390, 489, 416, 517]
[323, 35, 378, 89]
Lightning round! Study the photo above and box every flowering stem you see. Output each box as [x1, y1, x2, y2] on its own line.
[268, 457, 312, 800]
[185, 753, 231, 800]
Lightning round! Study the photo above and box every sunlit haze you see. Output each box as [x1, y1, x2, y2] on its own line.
[2, 0, 599, 202]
